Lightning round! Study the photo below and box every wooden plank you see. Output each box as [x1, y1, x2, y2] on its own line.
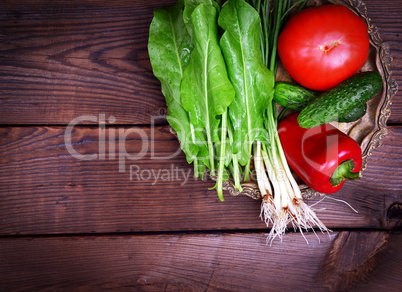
[353, 231, 402, 292]
[362, 0, 402, 124]
[0, 0, 400, 124]
[1, 125, 401, 235]
[359, 0, 401, 125]
[0, 231, 400, 291]
[0, 0, 175, 125]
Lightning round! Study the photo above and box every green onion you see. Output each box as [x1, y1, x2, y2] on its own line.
[248, 0, 328, 243]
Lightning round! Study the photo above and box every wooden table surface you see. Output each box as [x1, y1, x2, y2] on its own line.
[0, 0, 401, 291]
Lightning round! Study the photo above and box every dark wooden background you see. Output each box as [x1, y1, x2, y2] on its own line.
[0, 0, 401, 291]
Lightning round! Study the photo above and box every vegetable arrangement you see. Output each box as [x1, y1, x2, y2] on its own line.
[148, 0, 382, 243]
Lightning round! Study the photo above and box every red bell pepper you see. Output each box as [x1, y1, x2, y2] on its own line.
[278, 113, 362, 194]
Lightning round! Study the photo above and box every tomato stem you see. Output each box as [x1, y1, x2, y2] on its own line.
[319, 40, 341, 53]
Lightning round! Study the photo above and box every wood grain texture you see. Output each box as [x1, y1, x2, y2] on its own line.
[0, 0, 400, 124]
[0, 0, 173, 125]
[0, 231, 400, 292]
[354, 231, 402, 292]
[0, 232, 335, 291]
[0, 0, 401, 291]
[1, 125, 401, 235]
[362, 0, 402, 124]
[317, 231, 389, 291]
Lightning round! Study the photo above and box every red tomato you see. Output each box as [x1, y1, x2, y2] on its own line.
[278, 5, 369, 91]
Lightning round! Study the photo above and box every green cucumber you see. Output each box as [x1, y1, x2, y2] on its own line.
[274, 81, 366, 122]
[274, 82, 319, 111]
[298, 71, 382, 128]
[338, 102, 367, 123]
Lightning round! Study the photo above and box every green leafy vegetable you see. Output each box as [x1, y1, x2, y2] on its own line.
[148, 0, 328, 243]
[218, 0, 274, 180]
[180, 2, 235, 200]
[148, 0, 197, 163]
[183, 0, 221, 35]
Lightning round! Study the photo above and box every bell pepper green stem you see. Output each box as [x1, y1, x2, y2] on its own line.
[330, 159, 361, 187]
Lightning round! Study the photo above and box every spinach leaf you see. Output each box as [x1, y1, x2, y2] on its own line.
[218, 0, 275, 178]
[148, 0, 198, 163]
[181, 3, 235, 176]
[183, 0, 221, 35]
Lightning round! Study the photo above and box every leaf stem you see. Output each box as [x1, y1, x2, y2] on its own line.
[227, 115, 242, 192]
[280, 0, 308, 21]
[206, 129, 215, 176]
[269, 0, 282, 75]
[193, 156, 199, 178]
[277, 107, 289, 122]
[216, 109, 228, 201]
